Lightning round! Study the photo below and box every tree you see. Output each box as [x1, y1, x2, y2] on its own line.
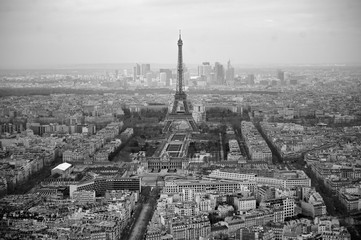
[123, 108, 131, 118]
[130, 140, 139, 147]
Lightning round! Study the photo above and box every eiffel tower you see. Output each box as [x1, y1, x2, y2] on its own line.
[163, 31, 199, 133]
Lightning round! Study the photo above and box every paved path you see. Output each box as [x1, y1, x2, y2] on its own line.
[129, 188, 162, 240]
[128, 203, 151, 240]
[219, 133, 224, 160]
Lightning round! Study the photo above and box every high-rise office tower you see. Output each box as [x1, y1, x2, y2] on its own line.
[277, 70, 285, 83]
[136, 63, 141, 75]
[198, 63, 208, 76]
[160, 68, 172, 86]
[133, 66, 137, 81]
[198, 62, 212, 84]
[248, 74, 255, 85]
[198, 65, 203, 76]
[198, 62, 211, 76]
[214, 62, 225, 84]
[146, 72, 153, 86]
[141, 64, 151, 76]
[203, 64, 212, 84]
[160, 72, 167, 85]
[226, 59, 235, 83]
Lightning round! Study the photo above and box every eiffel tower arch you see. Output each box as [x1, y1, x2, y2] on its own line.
[163, 32, 199, 133]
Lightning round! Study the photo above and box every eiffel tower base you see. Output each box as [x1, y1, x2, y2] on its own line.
[163, 114, 199, 133]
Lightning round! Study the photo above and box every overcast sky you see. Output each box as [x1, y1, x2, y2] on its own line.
[0, 0, 360, 68]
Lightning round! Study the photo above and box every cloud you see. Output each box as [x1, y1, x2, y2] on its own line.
[0, 0, 360, 68]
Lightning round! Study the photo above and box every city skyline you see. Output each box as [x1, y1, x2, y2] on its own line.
[0, 0, 361, 69]
[1, 8, 361, 237]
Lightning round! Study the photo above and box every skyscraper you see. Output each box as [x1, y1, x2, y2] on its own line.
[133, 66, 136, 81]
[159, 72, 167, 85]
[226, 59, 235, 84]
[198, 62, 212, 84]
[136, 63, 141, 75]
[248, 74, 255, 85]
[146, 72, 153, 86]
[277, 70, 285, 83]
[160, 68, 172, 86]
[214, 62, 225, 84]
[198, 65, 203, 76]
[141, 64, 151, 76]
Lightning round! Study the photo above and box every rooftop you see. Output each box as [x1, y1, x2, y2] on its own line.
[52, 162, 72, 171]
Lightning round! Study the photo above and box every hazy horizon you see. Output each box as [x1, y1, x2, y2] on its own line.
[1, 62, 360, 72]
[1, 0, 361, 69]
